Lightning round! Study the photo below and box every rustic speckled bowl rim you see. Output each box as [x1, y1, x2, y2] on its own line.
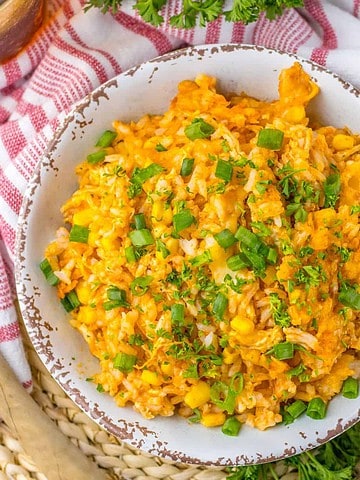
[15, 44, 360, 466]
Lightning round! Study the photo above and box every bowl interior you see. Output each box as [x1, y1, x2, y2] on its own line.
[15, 44, 360, 465]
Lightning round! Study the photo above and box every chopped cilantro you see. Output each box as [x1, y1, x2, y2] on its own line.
[269, 293, 291, 327]
[294, 265, 327, 289]
[324, 173, 341, 208]
[336, 246, 351, 263]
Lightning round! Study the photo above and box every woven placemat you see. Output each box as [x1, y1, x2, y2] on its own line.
[0, 320, 357, 480]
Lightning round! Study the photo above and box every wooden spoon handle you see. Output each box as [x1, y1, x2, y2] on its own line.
[0, 353, 109, 480]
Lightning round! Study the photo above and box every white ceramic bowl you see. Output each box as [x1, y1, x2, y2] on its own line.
[15, 44, 360, 466]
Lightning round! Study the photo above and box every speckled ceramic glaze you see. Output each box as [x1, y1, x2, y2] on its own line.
[15, 44, 360, 466]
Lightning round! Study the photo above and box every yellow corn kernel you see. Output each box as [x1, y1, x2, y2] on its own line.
[152, 200, 164, 221]
[200, 412, 226, 428]
[161, 362, 173, 376]
[143, 138, 158, 149]
[230, 316, 254, 336]
[209, 243, 226, 262]
[77, 306, 97, 325]
[223, 347, 237, 365]
[73, 208, 94, 226]
[101, 236, 120, 251]
[76, 280, 92, 304]
[141, 370, 162, 386]
[284, 105, 306, 123]
[166, 237, 179, 254]
[184, 381, 211, 409]
[332, 134, 354, 151]
[87, 231, 97, 247]
[162, 207, 173, 225]
[155, 251, 167, 262]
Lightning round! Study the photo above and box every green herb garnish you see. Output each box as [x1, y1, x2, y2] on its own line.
[85, 0, 305, 30]
[113, 352, 137, 373]
[40, 258, 59, 286]
[96, 130, 117, 147]
[257, 128, 284, 150]
[185, 118, 215, 140]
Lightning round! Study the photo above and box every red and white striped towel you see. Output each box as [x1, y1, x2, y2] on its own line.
[1, 0, 360, 390]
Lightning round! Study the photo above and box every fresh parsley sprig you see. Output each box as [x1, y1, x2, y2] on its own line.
[226, 422, 360, 480]
[84, 0, 304, 28]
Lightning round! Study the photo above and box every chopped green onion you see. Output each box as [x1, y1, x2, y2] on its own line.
[212, 292, 228, 320]
[134, 213, 146, 230]
[155, 143, 167, 152]
[257, 128, 284, 150]
[87, 150, 106, 164]
[125, 246, 136, 263]
[155, 239, 170, 259]
[286, 363, 306, 378]
[222, 416, 241, 436]
[230, 372, 244, 394]
[226, 253, 250, 271]
[266, 247, 278, 264]
[241, 244, 267, 276]
[324, 173, 341, 208]
[129, 228, 154, 247]
[107, 286, 128, 304]
[271, 342, 294, 360]
[113, 352, 137, 373]
[69, 224, 89, 243]
[184, 118, 215, 140]
[210, 373, 243, 415]
[285, 400, 307, 421]
[103, 285, 129, 310]
[180, 157, 195, 176]
[189, 250, 212, 267]
[210, 381, 236, 414]
[338, 285, 360, 310]
[235, 226, 265, 254]
[342, 377, 359, 399]
[39, 258, 59, 286]
[214, 229, 237, 249]
[306, 397, 327, 419]
[173, 209, 195, 233]
[130, 276, 153, 296]
[250, 221, 271, 237]
[103, 300, 124, 311]
[215, 159, 233, 183]
[130, 163, 165, 185]
[188, 409, 201, 424]
[171, 303, 185, 325]
[96, 130, 117, 147]
[60, 291, 81, 312]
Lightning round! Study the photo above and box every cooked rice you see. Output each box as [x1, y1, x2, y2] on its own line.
[44, 63, 360, 431]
